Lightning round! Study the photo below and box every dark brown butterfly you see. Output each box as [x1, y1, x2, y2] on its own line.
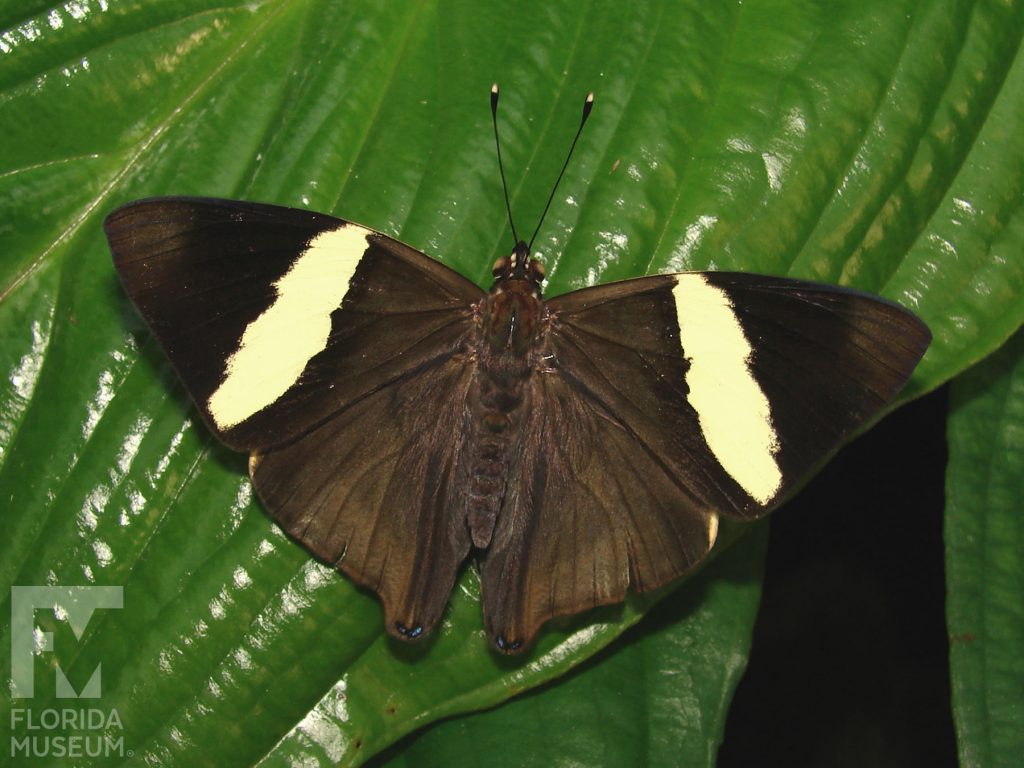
[104, 88, 930, 653]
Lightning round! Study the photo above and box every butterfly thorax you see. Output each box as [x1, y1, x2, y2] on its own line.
[465, 254, 547, 549]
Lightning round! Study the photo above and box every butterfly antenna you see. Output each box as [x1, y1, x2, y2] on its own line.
[491, 84, 520, 245]
[527, 91, 594, 253]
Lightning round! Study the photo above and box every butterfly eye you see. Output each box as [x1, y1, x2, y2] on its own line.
[492, 257, 508, 275]
[529, 260, 545, 280]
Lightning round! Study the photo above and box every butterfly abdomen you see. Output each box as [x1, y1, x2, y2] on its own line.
[466, 429, 509, 548]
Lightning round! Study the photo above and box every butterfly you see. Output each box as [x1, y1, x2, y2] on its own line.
[104, 88, 930, 653]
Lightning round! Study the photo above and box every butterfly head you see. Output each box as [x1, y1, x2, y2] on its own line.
[491, 240, 545, 294]
[490, 85, 591, 300]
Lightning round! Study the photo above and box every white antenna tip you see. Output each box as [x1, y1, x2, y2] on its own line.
[586, 92, 594, 103]
[491, 83, 499, 94]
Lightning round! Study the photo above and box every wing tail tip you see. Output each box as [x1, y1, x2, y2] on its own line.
[383, 598, 443, 643]
[392, 621, 426, 640]
[493, 633, 526, 654]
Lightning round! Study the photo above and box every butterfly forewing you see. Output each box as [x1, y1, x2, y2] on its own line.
[552, 272, 930, 516]
[105, 198, 483, 451]
[688, 272, 932, 509]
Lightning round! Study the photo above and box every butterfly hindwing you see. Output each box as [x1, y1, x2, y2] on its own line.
[479, 361, 720, 650]
[478, 272, 930, 648]
[105, 197, 484, 451]
[249, 352, 476, 641]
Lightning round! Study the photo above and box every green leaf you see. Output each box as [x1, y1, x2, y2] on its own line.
[946, 330, 1024, 768]
[1, 1, 1022, 766]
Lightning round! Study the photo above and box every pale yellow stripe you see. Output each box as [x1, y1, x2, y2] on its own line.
[672, 274, 782, 505]
[208, 224, 371, 430]
[706, 513, 720, 548]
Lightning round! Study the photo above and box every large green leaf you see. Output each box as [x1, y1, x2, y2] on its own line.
[1, 1, 1021, 766]
[946, 330, 1024, 768]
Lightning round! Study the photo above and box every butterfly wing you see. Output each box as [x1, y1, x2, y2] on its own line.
[107, 197, 486, 637]
[249, 352, 476, 640]
[480, 272, 930, 649]
[105, 197, 484, 451]
[478, 366, 720, 652]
